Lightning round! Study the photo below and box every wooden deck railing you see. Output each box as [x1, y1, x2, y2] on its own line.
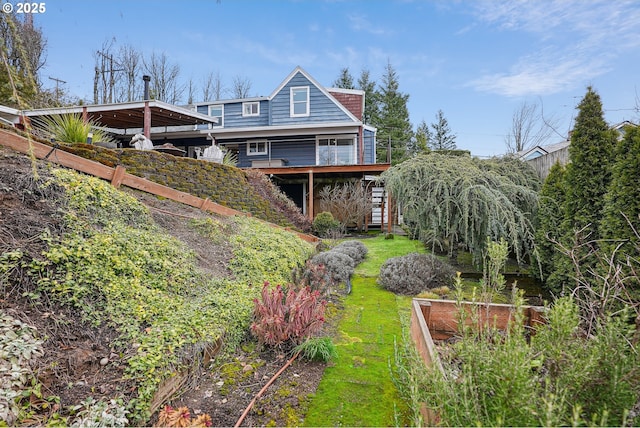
[0, 128, 318, 243]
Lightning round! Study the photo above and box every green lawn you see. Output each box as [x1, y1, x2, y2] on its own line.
[303, 235, 424, 427]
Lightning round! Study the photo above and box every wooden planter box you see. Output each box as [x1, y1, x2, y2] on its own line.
[409, 298, 546, 424]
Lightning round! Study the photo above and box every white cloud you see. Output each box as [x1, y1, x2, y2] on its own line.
[347, 13, 391, 36]
[468, 0, 640, 96]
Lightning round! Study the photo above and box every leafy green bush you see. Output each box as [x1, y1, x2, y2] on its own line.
[378, 252, 455, 295]
[312, 212, 342, 238]
[250, 282, 326, 347]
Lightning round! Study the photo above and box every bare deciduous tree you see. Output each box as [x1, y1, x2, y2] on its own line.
[115, 44, 142, 102]
[231, 75, 251, 99]
[144, 51, 184, 104]
[319, 181, 373, 231]
[505, 100, 560, 154]
[202, 70, 224, 101]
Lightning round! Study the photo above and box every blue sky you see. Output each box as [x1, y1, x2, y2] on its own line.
[30, 0, 640, 157]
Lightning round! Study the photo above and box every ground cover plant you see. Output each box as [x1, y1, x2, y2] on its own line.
[303, 235, 424, 426]
[1, 162, 314, 425]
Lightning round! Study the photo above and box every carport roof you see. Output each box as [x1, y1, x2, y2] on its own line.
[21, 100, 217, 131]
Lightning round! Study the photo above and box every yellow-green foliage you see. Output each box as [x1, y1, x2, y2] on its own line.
[228, 216, 314, 285]
[59, 144, 296, 228]
[26, 168, 312, 424]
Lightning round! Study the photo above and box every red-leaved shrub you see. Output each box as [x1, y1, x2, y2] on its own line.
[250, 282, 326, 347]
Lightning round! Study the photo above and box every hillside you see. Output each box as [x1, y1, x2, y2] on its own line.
[0, 144, 323, 426]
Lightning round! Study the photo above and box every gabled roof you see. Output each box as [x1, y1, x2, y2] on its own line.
[516, 140, 570, 160]
[269, 66, 361, 123]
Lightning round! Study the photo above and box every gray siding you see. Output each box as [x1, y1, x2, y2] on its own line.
[526, 147, 570, 180]
[270, 72, 353, 126]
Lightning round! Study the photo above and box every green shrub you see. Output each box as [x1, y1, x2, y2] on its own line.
[378, 252, 455, 295]
[34, 113, 117, 145]
[331, 240, 368, 264]
[309, 250, 355, 294]
[414, 296, 640, 427]
[312, 212, 341, 238]
[250, 282, 326, 348]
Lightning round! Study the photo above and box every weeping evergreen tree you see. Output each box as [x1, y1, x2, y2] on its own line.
[382, 152, 540, 264]
[532, 162, 567, 288]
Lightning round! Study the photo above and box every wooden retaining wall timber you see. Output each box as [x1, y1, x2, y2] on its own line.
[0, 128, 318, 243]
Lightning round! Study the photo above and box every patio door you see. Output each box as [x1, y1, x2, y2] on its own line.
[317, 137, 355, 165]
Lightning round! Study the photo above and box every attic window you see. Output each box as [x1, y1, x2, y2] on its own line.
[243, 102, 259, 117]
[290, 86, 309, 117]
[208, 104, 223, 127]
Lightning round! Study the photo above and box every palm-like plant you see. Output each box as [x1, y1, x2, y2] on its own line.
[34, 113, 117, 145]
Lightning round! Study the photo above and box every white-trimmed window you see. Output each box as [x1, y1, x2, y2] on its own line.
[247, 140, 268, 156]
[317, 137, 355, 165]
[208, 104, 223, 127]
[290, 86, 309, 117]
[242, 101, 260, 117]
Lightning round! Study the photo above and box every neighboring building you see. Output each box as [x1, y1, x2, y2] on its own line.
[13, 66, 391, 226]
[517, 120, 637, 180]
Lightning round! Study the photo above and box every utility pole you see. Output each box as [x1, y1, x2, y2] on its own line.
[48, 76, 66, 105]
[95, 50, 124, 104]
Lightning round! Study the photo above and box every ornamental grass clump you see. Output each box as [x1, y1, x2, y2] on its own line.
[378, 252, 455, 295]
[250, 282, 326, 348]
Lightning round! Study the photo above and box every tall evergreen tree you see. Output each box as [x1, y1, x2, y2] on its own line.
[333, 67, 355, 89]
[532, 162, 567, 287]
[548, 86, 616, 292]
[430, 109, 457, 150]
[600, 124, 640, 257]
[375, 60, 413, 164]
[563, 87, 615, 237]
[408, 119, 431, 155]
[357, 69, 379, 126]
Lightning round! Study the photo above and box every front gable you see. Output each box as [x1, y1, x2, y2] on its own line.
[269, 67, 360, 126]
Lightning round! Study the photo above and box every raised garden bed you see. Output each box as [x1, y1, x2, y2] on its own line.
[409, 298, 546, 424]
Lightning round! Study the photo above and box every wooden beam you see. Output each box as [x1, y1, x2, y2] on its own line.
[111, 165, 126, 188]
[255, 163, 391, 175]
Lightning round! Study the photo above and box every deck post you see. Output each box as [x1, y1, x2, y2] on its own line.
[307, 170, 314, 221]
[143, 101, 151, 139]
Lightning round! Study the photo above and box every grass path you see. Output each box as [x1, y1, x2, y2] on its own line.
[303, 235, 424, 427]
